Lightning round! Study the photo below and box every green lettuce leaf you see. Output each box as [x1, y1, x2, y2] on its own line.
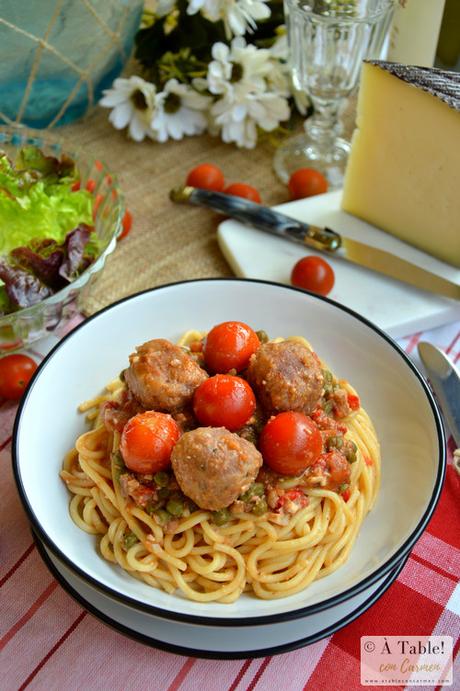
[0, 179, 94, 255]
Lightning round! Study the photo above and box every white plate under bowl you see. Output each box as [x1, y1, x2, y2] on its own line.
[34, 532, 408, 658]
[13, 279, 445, 626]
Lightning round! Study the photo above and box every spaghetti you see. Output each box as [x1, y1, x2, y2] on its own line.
[61, 332, 380, 603]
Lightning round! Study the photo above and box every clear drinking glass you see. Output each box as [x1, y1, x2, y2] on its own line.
[274, 0, 394, 187]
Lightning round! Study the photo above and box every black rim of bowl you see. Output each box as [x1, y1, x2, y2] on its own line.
[12, 278, 446, 627]
[33, 528, 409, 659]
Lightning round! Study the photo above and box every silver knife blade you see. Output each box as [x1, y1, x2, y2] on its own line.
[338, 237, 459, 301]
[170, 186, 460, 301]
[418, 342, 460, 447]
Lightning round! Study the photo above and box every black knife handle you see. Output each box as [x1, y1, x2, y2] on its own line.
[170, 186, 341, 252]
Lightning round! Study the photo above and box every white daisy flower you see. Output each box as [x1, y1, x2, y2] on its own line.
[99, 76, 157, 142]
[207, 38, 273, 96]
[211, 90, 290, 148]
[187, 0, 221, 23]
[270, 30, 288, 61]
[151, 79, 211, 142]
[187, 0, 271, 38]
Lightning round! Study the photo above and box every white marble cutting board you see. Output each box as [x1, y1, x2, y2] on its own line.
[217, 190, 460, 339]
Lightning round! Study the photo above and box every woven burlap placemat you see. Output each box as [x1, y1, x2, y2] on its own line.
[61, 100, 356, 316]
[61, 108, 291, 316]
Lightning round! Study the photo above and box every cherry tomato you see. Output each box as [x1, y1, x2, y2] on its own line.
[259, 412, 322, 476]
[224, 183, 261, 203]
[291, 256, 335, 296]
[288, 168, 328, 200]
[204, 321, 260, 373]
[85, 179, 96, 194]
[119, 209, 133, 240]
[186, 163, 225, 192]
[193, 374, 256, 431]
[0, 354, 37, 400]
[71, 180, 81, 192]
[120, 411, 180, 474]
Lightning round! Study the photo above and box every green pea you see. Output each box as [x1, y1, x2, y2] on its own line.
[154, 471, 170, 488]
[123, 531, 138, 549]
[157, 487, 170, 500]
[327, 435, 343, 451]
[146, 500, 163, 515]
[323, 369, 333, 385]
[346, 441, 358, 463]
[322, 370, 333, 392]
[155, 509, 171, 525]
[240, 482, 265, 502]
[256, 330, 269, 343]
[323, 400, 334, 415]
[212, 508, 231, 526]
[166, 497, 184, 517]
[252, 498, 268, 516]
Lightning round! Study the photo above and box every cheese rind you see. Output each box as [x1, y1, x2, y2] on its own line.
[342, 61, 460, 268]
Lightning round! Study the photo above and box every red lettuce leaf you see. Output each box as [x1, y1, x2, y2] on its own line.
[59, 224, 92, 281]
[0, 223, 93, 312]
[0, 259, 53, 308]
[11, 246, 65, 289]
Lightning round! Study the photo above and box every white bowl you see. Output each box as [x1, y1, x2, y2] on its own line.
[13, 279, 445, 627]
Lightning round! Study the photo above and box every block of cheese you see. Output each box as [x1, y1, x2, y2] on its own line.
[342, 60, 460, 268]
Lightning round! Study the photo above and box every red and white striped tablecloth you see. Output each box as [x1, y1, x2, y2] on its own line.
[1, 320, 459, 691]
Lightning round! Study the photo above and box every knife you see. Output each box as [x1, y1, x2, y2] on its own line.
[418, 342, 460, 447]
[170, 186, 460, 301]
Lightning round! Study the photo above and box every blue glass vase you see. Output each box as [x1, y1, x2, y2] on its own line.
[0, 0, 143, 128]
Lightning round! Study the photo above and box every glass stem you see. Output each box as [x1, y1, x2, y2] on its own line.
[304, 97, 342, 152]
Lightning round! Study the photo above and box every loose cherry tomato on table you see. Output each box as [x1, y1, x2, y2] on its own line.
[186, 163, 225, 192]
[259, 411, 323, 476]
[0, 354, 37, 400]
[120, 411, 180, 474]
[193, 374, 256, 431]
[224, 183, 261, 203]
[288, 168, 328, 200]
[291, 256, 335, 296]
[204, 321, 260, 373]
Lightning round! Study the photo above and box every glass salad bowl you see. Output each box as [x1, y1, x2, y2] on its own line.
[0, 126, 124, 351]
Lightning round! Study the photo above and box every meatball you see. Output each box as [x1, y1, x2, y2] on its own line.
[124, 339, 208, 412]
[246, 340, 323, 415]
[171, 427, 263, 510]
